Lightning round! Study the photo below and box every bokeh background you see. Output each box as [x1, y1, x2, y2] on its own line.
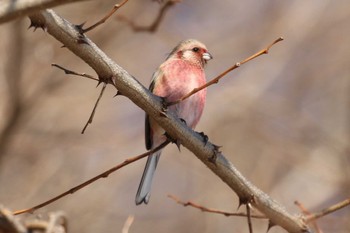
[0, 0, 349, 232]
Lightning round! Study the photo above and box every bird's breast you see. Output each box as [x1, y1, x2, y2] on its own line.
[154, 60, 207, 129]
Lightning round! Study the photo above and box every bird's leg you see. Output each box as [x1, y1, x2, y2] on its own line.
[179, 118, 187, 125]
[159, 96, 168, 117]
[208, 144, 221, 164]
[164, 132, 181, 151]
[163, 118, 187, 151]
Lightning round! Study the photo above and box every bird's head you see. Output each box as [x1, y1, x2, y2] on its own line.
[168, 39, 213, 68]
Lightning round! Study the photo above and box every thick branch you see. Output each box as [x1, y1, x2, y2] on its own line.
[0, 0, 86, 24]
[28, 10, 309, 233]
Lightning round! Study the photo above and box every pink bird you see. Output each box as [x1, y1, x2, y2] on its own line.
[135, 39, 212, 205]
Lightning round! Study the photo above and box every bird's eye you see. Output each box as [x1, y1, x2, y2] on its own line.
[192, 47, 200, 52]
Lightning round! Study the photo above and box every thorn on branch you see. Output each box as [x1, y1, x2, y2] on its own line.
[74, 22, 86, 34]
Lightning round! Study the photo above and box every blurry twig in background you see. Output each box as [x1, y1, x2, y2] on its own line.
[304, 198, 350, 223]
[0, 23, 79, 165]
[25, 211, 67, 233]
[0, 0, 86, 24]
[0, 207, 67, 233]
[81, 0, 129, 33]
[0, 20, 25, 164]
[13, 140, 170, 215]
[121, 215, 134, 233]
[0, 206, 26, 233]
[167, 37, 284, 106]
[81, 83, 107, 134]
[117, 0, 181, 33]
[168, 194, 266, 219]
[295, 201, 323, 233]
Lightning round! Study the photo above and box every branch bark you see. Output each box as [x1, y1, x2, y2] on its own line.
[27, 10, 309, 233]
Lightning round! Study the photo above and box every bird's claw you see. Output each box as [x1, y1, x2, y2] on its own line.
[159, 96, 168, 117]
[197, 131, 209, 146]
[164, 132, 181, 151]
[179, 118, 187, 125]
[208, 144, 221, 164]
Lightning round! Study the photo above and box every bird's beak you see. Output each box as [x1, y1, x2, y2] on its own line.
[202, 52, 213, 61]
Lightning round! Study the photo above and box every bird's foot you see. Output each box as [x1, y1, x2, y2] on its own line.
[197, 131, 209, 146]
[164, 132, 181, 151]
[159, 96, 168, 117]
[208, 144, 222, 164]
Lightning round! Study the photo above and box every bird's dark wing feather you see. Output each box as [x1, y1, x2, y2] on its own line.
[145, 70, 160, 150]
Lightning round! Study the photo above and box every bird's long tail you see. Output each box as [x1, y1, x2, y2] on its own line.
[135, 151, 161, 205]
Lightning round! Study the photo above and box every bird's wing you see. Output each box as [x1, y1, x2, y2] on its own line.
[145, 69, 163, 150]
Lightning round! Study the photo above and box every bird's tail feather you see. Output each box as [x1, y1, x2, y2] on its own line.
[135, 151, 161, 205]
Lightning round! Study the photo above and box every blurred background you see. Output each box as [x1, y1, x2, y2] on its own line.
[0, 0, 349, 232]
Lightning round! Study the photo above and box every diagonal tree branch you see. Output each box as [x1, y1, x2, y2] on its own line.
[27, 10, 309, 233]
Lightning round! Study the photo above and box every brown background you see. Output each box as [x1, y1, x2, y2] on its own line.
[0, 0, 349, 232]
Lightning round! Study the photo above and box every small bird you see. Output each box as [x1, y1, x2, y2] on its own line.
[135, 39, 212, 205]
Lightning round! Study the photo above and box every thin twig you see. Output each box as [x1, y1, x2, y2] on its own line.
[305, 198, 350, 223]
[81, 82, 107, 134]
[246, 203, 253, 233]
[168, 194, 266, 219]
[122, 215, 134, 233]
[117, 0, 180, 33]
[13, 140, 170, 215]
[82, 0, 129, 33]
[52, 63, 99, 81]
[295, 201, 323, 233]
[52, 63, 108, 133]
[167, 37, 284, 106]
